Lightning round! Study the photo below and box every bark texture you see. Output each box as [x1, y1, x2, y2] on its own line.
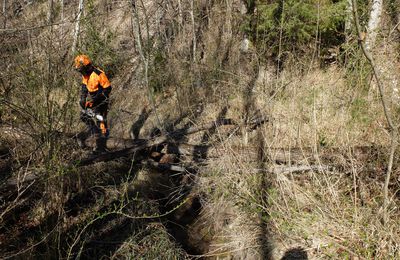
[365, 0, 383, 50]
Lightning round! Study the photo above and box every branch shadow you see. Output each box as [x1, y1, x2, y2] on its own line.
[193, 106, 227, 163]
[130, 106, 152, 140]
[257, 129, 274, 260]
[149, 101, 205, 142]
[241, 57, 274, 259]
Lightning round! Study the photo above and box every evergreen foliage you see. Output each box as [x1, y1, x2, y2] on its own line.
[243, 0, 347, 57]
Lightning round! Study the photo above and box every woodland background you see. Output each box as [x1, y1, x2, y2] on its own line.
[1, 0, 400, 259]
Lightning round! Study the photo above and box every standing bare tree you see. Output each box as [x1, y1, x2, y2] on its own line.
[345, 0, 352, 33]
[392, 0, 400, 33]
[130, 0, 164, 133]
[177, 0, 183, 30]
[365, 0, 383, 50]
[72, 0, 85, 54]
[2, 0, 6, 29]
[190, 0, 196, 63]
[351, 0, 398, 225]
[60, 0, 64, 34]
[47, 0, 54, 24]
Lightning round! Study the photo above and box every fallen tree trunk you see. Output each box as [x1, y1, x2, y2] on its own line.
[75, 118, 253, 166]
[140, 159, 189, 173]
[162, 143, 210, 157]
[249, 165, 333, 174]
[84, 137, 146, 150]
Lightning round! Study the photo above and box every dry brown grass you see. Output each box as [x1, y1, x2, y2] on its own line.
[178, 63, 400, 258]
[2, 0, 400, 259]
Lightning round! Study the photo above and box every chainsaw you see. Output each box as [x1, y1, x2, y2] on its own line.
[82, 108, 107, 135]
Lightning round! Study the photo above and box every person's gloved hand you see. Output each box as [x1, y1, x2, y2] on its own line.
[84, 94, 94, 108]
[85, 101, 93, 108]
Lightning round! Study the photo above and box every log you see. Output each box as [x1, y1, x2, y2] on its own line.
[5, 171, 37, 187]
[79, 118, 242, 151]
[140, 159, 188, 172]
[249, 165, 332, 174]
[74, 118, 241, 166]
[162, 143, 210, 157]
[84, 136, 146, 150]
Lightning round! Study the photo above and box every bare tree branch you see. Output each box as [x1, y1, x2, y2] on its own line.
[351, 0, 399, 225]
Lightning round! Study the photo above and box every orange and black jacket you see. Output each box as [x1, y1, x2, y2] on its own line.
[80, 67, 112, 109]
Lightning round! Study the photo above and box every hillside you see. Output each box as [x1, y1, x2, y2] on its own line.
[1, 0, 400, 259]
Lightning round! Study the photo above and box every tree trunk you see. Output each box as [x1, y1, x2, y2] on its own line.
[365, 0, 383, 50]
[190, 0, 196, 63]
[75, 117, 263, 166]
[72, 0, 84, 54]
[394, 0, 400, 33]
[47, 0, 53, 24]
[398, 13, 400, 33]
[2, 0, 6, 29]
[177, 0, 183, 30]
[60, 0, 64, 34]
[345, 0, 352, 33]
[351, 0, 399, 225]
[131, 0, 164, 133]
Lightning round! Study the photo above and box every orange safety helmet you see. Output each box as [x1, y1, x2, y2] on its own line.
[74, 54, 92, 70]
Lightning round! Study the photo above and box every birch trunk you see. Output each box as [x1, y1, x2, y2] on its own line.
[345, 0, 352, 33]
[351, 0, 399, 225]
[365, 0, 383, 50]
[177, 0, 183, 30]
[190, 0, 196, 63]
[72, 0, 85, 54]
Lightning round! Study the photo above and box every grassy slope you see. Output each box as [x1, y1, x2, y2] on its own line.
[1, 0, 400, 259]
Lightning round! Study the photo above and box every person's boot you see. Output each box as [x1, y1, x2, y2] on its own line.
[92, 135, 107, 154]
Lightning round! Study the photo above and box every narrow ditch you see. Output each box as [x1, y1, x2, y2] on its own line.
[148, 151, 210, 257]
[163, 194, 206, 256]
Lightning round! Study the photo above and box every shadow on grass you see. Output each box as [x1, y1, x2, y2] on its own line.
[257, 129, 274, 260]
[130, 106, 152, 140]
[281, 247, 308, 260]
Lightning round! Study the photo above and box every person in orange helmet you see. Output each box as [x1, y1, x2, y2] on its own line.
[74, 54, 112, 153]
